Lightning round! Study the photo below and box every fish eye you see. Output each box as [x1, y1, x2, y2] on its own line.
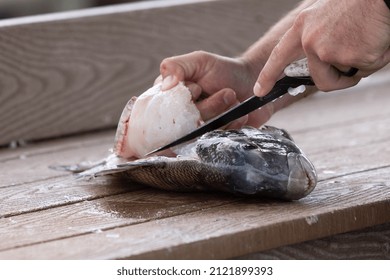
[242, 143, 258, 150]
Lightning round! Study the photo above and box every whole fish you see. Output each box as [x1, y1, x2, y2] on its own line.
[59, 125, 317, 200]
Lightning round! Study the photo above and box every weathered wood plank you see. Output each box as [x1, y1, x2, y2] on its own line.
[1, 166, 389, 259]
[0, 189, 235, 252]
[0, 135, 112, 188]
[0, 130, 113, 162]
[0, 176, 135, 218]
[239, 223, 390, 259]
[0, 0, 300, 145]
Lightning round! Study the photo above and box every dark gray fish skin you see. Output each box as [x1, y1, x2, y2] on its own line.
[64, 126, 317, 201]
[192, 126, 316, 200]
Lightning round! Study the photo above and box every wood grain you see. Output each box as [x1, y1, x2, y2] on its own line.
[240, 223, 390, 259]
[0, 0, 300, 145]
[0, 189, 236, 252]
[0, 136, 112, 188]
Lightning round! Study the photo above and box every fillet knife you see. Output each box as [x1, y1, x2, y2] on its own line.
[146, 58, 357, 156]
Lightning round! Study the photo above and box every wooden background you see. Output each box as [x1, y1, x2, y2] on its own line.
[1, 0, 389, 259]
[0, 0, 299, 146]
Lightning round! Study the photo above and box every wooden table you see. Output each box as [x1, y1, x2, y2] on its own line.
[0, 0, 389, 259]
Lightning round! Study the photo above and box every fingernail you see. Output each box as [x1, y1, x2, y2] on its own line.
[161, 75, 175, 91]
[253, 82, 262, 96]
[223, 91, 236, 105]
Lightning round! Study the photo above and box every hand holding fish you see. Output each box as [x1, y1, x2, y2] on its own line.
[254, 0, 390, 97]
[156, 51, 306, 128]
[155, 52, 258, 128]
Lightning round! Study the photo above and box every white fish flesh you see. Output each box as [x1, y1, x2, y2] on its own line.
[114, 82, 202, 158]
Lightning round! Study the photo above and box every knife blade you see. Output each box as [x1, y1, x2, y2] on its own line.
[145, 75, 315, 156]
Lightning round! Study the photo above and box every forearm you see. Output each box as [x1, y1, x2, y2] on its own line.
[241, 0, 316, 75]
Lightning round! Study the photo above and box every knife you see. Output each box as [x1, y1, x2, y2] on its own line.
[145, 75, 314, 156]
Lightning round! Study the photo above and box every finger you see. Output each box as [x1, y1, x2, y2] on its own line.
[331, 63, 357, 75]
[307, 54, 361, 91]
[160, 51, 213, 91]
[245, 103, 275, 128]
[160, 56, 186, 90]
[161, 74, 180, 91]
[196, 88, 237, 121]
[254, 27, 303, 97]
[155, 76, 203, 100]
[353, 48, 390, 77]
[383, 47, 390, 65]
[225, 114, 249, 130]
[331, 63, 377, 79]
[185, 82, 203, 100]
[219, 98, 248, 130]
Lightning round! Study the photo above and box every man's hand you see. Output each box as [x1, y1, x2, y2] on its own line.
[254, 0, 390, 97]
[155, 51, 274, 128]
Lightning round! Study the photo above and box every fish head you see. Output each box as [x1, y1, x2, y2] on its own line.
[195, 126, 317, 200]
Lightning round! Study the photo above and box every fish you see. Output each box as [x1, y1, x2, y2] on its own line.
[54, 83, 317, 200]
[58, 125, 317, 201]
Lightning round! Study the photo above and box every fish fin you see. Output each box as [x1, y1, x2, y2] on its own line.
[49, 160, 107, 173]
[261, 125, 294, 141]
[92, 157, 168, 176]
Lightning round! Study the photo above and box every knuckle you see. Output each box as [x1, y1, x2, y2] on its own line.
[293, 10, 308, 29]
[334, 52, 358, 67]
[316, 48, 335, 64]
[190, 50, 209, 61]
[360, 53, 380, 67]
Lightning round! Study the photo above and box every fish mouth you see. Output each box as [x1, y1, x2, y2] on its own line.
[285, 153, 317, 200]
